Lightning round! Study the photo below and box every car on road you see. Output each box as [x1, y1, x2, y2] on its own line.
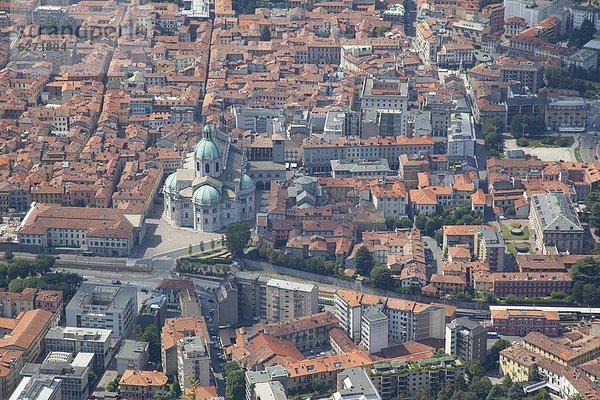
[112, 280, 121, 284]
[208, 299, 215, 303]
[82, 251, 95, 257]
[125, 282, 132, 286]
[141, 288, 148, 293]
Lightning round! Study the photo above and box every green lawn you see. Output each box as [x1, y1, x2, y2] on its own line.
[520, 136, 574, 148]
[575, 146, 583, 162]
[500, 223, 530, 241]
[506, 242, 532, 255]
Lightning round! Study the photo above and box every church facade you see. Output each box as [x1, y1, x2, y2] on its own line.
[163, 125, 255, 232]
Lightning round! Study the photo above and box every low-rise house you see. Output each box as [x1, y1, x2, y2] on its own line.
[119, 370, 168, 400]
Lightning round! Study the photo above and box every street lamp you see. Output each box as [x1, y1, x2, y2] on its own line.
[521, 122, 527, 137]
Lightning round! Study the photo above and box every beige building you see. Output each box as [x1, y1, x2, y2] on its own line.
[265, 279, 318, 323]
[529, 193, 585, 254]
[545, 98, 587, 132]
[119, 370, 168, 400]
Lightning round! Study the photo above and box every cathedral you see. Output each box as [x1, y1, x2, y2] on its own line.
[163, 125, 255, 232]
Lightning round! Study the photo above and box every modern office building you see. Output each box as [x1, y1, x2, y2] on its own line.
[65, 284, 137, 339]
[44, 327, 112, 371]
[445, 318, 488, 364]
[9, 376, 62, 400]
[20, 352, 93, 400]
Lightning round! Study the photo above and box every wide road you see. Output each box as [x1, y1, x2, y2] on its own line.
[581, 100, 600, 163]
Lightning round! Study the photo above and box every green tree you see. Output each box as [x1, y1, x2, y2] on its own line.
[210, 239, 216, 250]
[188, 245, 192, 256]
[34, 255, 55, 273]
[369, 264, 395, 290]
[226, 222, 251, 257]
[354, 246, 374, 276]
[510, 114, 547, 137]
[486, 338, 511, 369]
[374, 26, 389, 37]
[569, 19, 596, 48]
[139, 325, 160, 363]
[106, 377, 119, 392]
[434, 228, 443, 244]
[260, 25, 271, 41]
[465, 360, 485, 380]
[200, 241, 205, 252]
[226, 369, 245, 400]
[508, 382, 525, 400]
[3, 251, 13, 261]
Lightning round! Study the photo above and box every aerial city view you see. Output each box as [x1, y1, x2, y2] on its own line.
[5, 0, 600, 398]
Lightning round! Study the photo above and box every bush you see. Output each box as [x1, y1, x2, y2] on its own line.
[516, 138, 529, 147]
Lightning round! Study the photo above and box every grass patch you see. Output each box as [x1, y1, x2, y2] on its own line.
[517, 136, 574, 148]
[575, 146, 583, 162]
[506, 242, 532, 255]
[500, 223, 530, 241]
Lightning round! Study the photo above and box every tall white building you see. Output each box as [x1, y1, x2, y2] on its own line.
[447, 112, 475, 158]
[177, 336, 211, 390]
[334, 290, 445, 346]
[360, 305, 389, 354]
[65, 284, 137, 340]
[504, 0, 573, 27]
[265, 279, 319, 323]
[44, 327, 112, 371]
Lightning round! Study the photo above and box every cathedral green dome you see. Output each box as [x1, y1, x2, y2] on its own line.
[165, 172, 177, 191]
[241, 173, 254, 190]
[195, 138, 222, 161]
[193, 184, 220, 204]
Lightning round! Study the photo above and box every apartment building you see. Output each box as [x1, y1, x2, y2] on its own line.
[66, 284, 137, 339]
[0, 350, 24, 400]
[360, 304, 389, 354]
[251, 311, 339, 352]
[545, 97, 587, 132]
[492, 272, 572, 298]
[285, 351, 373, 392]
[44, 327, 112, 372]
[265, 279, 318, 323]
[523, 331, 600, 367]
[0, 288, 63, 318]
[302, 135, 435, 174]
[445, 318, 487, 364]
[474, 229, 506, 271]
[334, 290, 445, 346]
[529, 193, 585, 254]
[500, 345, 600, 399]
[367, 356, 465, 400]
[161, 316, 210, 375]
[177, 336, 210, 390]
[116, 340, 149, 375]
[370, 179, 408, 218]
[491, 309, 561, 336]
[20, 352, 93, 400]
[498, 57, 544, 92]
[119, 370, 168, 400]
